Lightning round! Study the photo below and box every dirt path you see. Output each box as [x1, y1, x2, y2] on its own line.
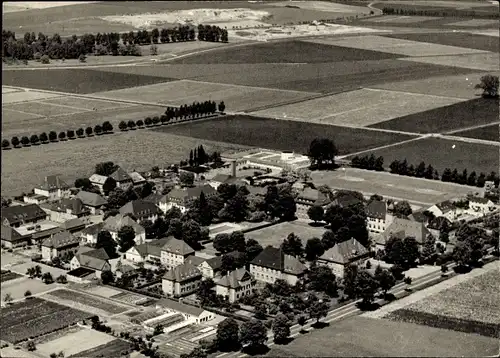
[445, 121, 500, 134]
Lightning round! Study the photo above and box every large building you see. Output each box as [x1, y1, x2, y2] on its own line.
[162, 262, 202, 297]
[250, 246, 306, 286]
[34, 175, 71, 201]
[41, 231, 81, 261]
[377, 217, 432, 251]
[40, 198, 90, 223]
[159, 185, 216, 213]
[119, 200, 161, 222]
[215, 268, 256, 303]
[365, 200, 391, 234]
[103, 214, 146, 245]
[317, 238, 370, 277]
[2, 204, 48, 227]
[160, 237, 195, 270]
[223, 149, 311, 172]
[295, 188, 332, 219]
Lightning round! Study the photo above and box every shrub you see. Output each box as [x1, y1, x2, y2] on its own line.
[40, 55, 50, 64]
[56, 275, 67, 284]
[11, 136, 20, 148]
[76, 128, 84, 137]
[2, 139, 10, 149]
[30, 134, 39, 145]
[24, 290, 32, 298]
[49, 131, 58, 142]
[39, 132, 48, 143]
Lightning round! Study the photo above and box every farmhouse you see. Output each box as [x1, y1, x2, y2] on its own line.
[162, 262, 203, 297]
[159, 184, 216, 213]
[1, 203, 48, 227]
[366, 200, 392, 234]
[119, 200, 161, 222]
[160, 237, 195, 270]
[1, 224, 30, 248]
[156, 298, 214, 323]
[103, 214, 146, 245]
[70, 246, 111, 279]
[41, 231, 81, 261]
[377, 217, 432, 250]
[40, 198, 91, 223]
[33, 175, 71, 201]
[468, 197, 496, 215]
[426, 200, 459, 221]
[125, 236, 171, 263]
[75, 191, 107, 214]
[295, 187, 332, 219]
[215, 268, 256, 303]
[250, 246, 306, 286]
[110, 167, 133, 190]
[317, 238, 370, 278]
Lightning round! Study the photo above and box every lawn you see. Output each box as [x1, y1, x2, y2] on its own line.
[265, 316, 499, 357]
[69, 338, 133, 357]
[370, 98, 499, 134]
[0, 297, 92, 344]
[45, 289, 130, 315]
[153, 114, 416, 156]
[451, 124, 499, 142]
[1, 277, 56, 302]
[246, 221, 327, 247]
[2, 69, 175, 94]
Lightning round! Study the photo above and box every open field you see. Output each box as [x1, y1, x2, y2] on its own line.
[70, 338, 133, 357]
[1, 277, 56, 302]
[0, 270, 22, 283]
[44, 289, 130, 315]
[361, 15, 441, 23]
[0, 297, 92, 344]
[1, 129, 245, 195]
[93, 79, 316, 113]
[245, 221, 327, 247]
[83, 285, 122, 298]
[37, 327, 115, 358]
[2, 89, 64, 104]
[452, 124, 499, 142]
[265, 316, 499, 357]
[252, 88, 465, 127]
[370, 98, 499, 134]
[154, 115, 416, 155]
[347, 137, 499, 174]
[2, 69, 174, 94]
[402, 52, 498, 72]
[384, 32, 499, 52]
[449, 19, 499, 27]
[310, 168, 479, 205]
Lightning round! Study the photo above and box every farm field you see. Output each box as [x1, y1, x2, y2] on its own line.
[153, 115, 416, 156]
[265, 316, 500, 357]
[251, 88, 465, 127]
[1, 130, 246, 196]
[83, 285, 123, 298]
[1, 276, 56, 302]
[2, 69, 175, 94]
[2, 89, 63, 104]
[245, 221, 327, 247]
[0, 270, 22, 283]
[401, 52, 498, 72]
[37, 327, 116, 358]
[448, 19, 499, 27]
[451, 124, 499, 142]
[70, 338, 133, 357]
[0, 297, 92, 344]
[347, 137, 499, 174]
[370, 98, 499, 134]
[111, 291, 149, 305]
[384, 32, 499, 52]
[361, 15, 441, 23]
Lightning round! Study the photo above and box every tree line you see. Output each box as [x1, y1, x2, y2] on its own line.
[197, 24, 229, 42]
[351, 154, 384, 171]
[1, 121, 113, 149]
[382, 7, 499, 19]
[121, 26, 195, 45]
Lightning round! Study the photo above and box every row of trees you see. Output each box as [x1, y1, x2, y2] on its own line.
[121, 26, 196, 45]
[197, 24, 229, 42]
[351, 154, 384, 171]
[381, 7, 500, 19]
[2, 121, 113, 149]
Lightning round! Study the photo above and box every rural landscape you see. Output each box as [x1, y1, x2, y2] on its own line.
[1, 1, 499, 358]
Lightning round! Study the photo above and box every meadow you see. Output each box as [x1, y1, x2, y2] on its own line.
[245, 221, 327, 247]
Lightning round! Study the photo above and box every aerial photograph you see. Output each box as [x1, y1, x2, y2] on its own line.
[1, 0, 499, 357]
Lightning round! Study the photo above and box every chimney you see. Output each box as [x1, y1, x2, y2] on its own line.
[230, 160, 236, 178]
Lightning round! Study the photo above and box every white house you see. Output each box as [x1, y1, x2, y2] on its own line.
[468, 197, 496, 216]
[250, 246, 306, 286]
[80, 222, 104, 245]
[41, 231, 81, 261]
[426, 200, 459, 221]
[119, 200, 161, 223]
[34, 175, 71, 201]
[70, 246, 111, 279]
[162, 262, 202, 297]
[366, 200, 392, 234]
[40, 198, 91, 223]
[295, 187, 332, 220]
[159, 185, 217, 214]
[197, 252, 244, 279]
[89, 174, 111, 194]
[103, 214, 146, 245]
[125, 237, 171, 263]
[156, 298, 215, 324]
[317, 238, 370, 278]
[160, 237, 195, 270]
[215, 268, 256, 303]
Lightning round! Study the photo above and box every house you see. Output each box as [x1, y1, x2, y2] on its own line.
[129, 172, 146, 186]
[75, 191, 107, 214]
[426, 200, 458, 221]
[197, 251, 244, 279]
[125, 237, 171, 263]
[70, 247, 111, 279]
[366, 200, 392, 234]
[34, 175, 71, 200]
[144, 193, 164, 206]
[408, 210, 428, 224]
[317, 238, 370, 278]
[156, 298, 215, 323]
[208, 173, 246, 190]
[162, 262, 202, 297]
[109, 167, 133, 190]
[468, 197, 496, 215]
[119, 200, 161, 222]
[215, 268, 256, 303]
[295, 188, 332, 219]
[250, 246, 307, 286]
[59, 218, 86, 233]
[41, 231, 80, 261]
[159, 185, 217, 213]
[89, 174, 113, 194]
[1, 224, 30, 248]
[40, 198, 90, 223]
[160, 237, 195, 270]
[377, 217, 432, 251]
[332, 192, 364, 208]
[80, 222, 104, 245]
[2, 204, 48, 227]
[103, 214, 146, 245]
[23, 193, 49, 205]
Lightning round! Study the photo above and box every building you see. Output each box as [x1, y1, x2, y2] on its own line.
[222, 149, 311, 171]
[34, 175, 71, 201]
[75, 191, 107, 214]
[1, 224, 30, 248]
[129, 172, 146, 186]
[333, 192, 363, 208]
[109, 167, 133, 190]
[159, 185, 216, 213]
[144, 193, 164, 206]
[250, 246, 307, 286]
[40, 198, 90, 223]
[156, 298, 215, 323]
[366, 200, 391, 234]
[468, 197, 496, 215]
[119, 200, 161, 222]
[80, 222, 104, 245]
[408, 210, 428, 224]
[41, 231, 81, 261]
[215, 268, 256, 303]
[2, 204, 48, 227]
[162, 262, 202, 297]
[125, 237, 171, 263]
[160, 237, 195, 270]
[426, 200, 458, 221]
[70, 247, 111, 279]
[89, 174, 112, 194]
[295, 188, 332, 219]
[23, 193, 49, 205]
[59, 218, 87, 233]
[197, 252, 243, 279]
[317, 238, 370, 277]
[103, 214, 146, 245]
[377, 217, 432, 251]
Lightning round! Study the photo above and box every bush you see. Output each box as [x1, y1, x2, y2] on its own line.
[41, 55, 50, 64]
[39, 132, 48, 143]
[49, 131, 58, 142]
[58, 132, 66, 140]
[2, 139, 10, 149]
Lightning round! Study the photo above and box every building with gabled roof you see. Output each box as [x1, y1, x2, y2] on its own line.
[378, 217, 433, 250]
[215, 268, 255, 303]
[40, 198, 90, 223]
[160, 237, 195, 269]
[318, 238, 370, 277]
[34, 175, 71, 200]
[144, 193, 164, 206]
[119, 200, 161, 222]
[75, 191, 107, 214]
[1, 224, 30, 248]
[162, 262, 202, 297]
[103, 214, 146, 245]
[468, 196, 496, 215]
[41, 231, 81, 261]
[80, 222, 104, 245]
[426, 200, 459, 221]
[155, 298, 215, 323]
[109, 167, 133, 190]
[89, 174, 115, 195]
[366, 200, 392, 234]
[2, 204, 48, 227]
[250, 246, 306, 286]
[197, 251, 244, 279]
[333, 192, 363, 208]
[159, 184, 217, 213]
[129, 172, 146, 186]
[125, 237, 171, 263]
[296, 187, 332, 219]
[59, 218, 86, 233]
[70, 246, 111, 278]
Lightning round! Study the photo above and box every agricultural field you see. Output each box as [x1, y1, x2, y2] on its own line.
[111, 291, 149, 305]
[2, 89, 63, 104]
[154, 115, 416, 156]
[451, 124, 499, 142]
[265, 316, 499, 357]
[70, 338, 133, 358]
[0, 270, 22, 283]
[83, 285, 123, 299]
[245, 221, 327, 247]
[401, 52, 498, 72]
[384, 32, 499, 52]
[0, 297, 92, 344]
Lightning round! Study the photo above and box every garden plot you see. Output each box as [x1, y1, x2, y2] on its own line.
[401, 52, 499, 71]
[70, 339, 133, 357]
[252, 88, 465, 127]
[361, 15, 440, 23]
[2, 90, 63, 104]
[111, 291, 149, 305]
[83, 285, 122, 298]
[305, 35, 488, 57]
[2, 107, 44, 123]
[1, 277, 55, 302]
[36, 327, 115, 358]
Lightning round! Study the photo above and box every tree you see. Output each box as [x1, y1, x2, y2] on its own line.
[150, 44, 158, 56]
[218, 191, 249, 223]
[66, 130, 75, 139]
[153, 324, 164, 335]
[297, 315, 307, 332]
[196, 278, 216, 306]
[305, 237, 324, 261]
[11, 136, 20, 148]
[26, 340, 36, 351]
[102, 121, 113, 133]
[118, 225, 136, 252]
[180, 171, 195, 187]
[30, 134, 40, 145]
[24, 290, 32, 299]
[374, 266, 395, 296]
[216, 318, 240, 351]
[421, 235, 437, 264]
[2, 139, 10, 149]
[4, 293, 13, 304]
[393, 200, 412, 218]
[307, 205, 324, 223]
[404, 276, 412, 290]
[354, 270, 378, 305]
[34, 265, 42, 278]
[245, 239, 263, 263]
[85, 126, 93, 136]
[385, 236, 420, 270]
[281, 232, 303, 258]
[321, 230, 337, 250]
[308, 300, 328, 323]
[119, 121, 127, 131]
[218, 101, 226, 113]
[272, 314, 291, 343]
[308, 266, 338, 297]
[343, 264, 358, 299]
[475, 74, 499, 98]
[107, 188, 128, 208]
[180, 346, 207, 358]
[42, 272, 54, 284]
[239, 319, 267, 349]
[452, 242, 473, 268]
[56, 275, 67, 284]
[96, 230, 117, 258]
[96, 162, 118, 177]
[307, 138, 337, 168]
[58, 131, 66, 140]
[21, 136, 30, 146]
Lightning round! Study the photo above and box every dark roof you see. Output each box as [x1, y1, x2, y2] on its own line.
[119, 200, 160, 219]
[1, 225, 26, 242]
[251, 247, 306, 275]
[428, 216, 452, 231]
[161, 237, 195, 256]
[215, 268, 253, 289]
[319, 238, 369, 264]
[408, 211, 427, 223]
[164, 185, 216, 204]
[366, 200, 386, 219]
[131, 237, 171, 258]
[1, 204, 47, 225]
[297, 188, 331, 206]
[163, 262, 202, 282]
[43, 198, 89, 216]
[156, 298, 205, 316]
[333, 193, 363, 208]
[76, 247, 109, 270]
[81, 222, 104, 236]
[110, 167, 132, 182]
[75, 191, 107, 207]
[144, 193, 164, 205]
[104, 214, 145, 233]
[184, 255, 207, 267]
[129, 172, 146, 184]
[59, 218, 86, 231]
[205, 251, 244, 270]
[37, 175, 70, 191]
[435, 200, 455, 213]
[68, 267, 95, 278]
[42, 231, 80, 249]
[383, 218, 431, 244]
[31, 227, 64, 240]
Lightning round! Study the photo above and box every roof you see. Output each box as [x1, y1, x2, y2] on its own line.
[1, 225, 25, 242]
[37, 175, 70, 191]
[184, 255, 207, 267]
[161, 237, 195, 256]
[76, 247, 109, 270]
[76, 191, 107, 207]
[82, 222, 104, 236]
[59, 218, 86, 231]
[31, 227, 64, 240]
[435, 200, 455, 213]
[319, 238, 369, 264]
[333, 193, 363, 208]
[144, 193, 164, 205]
[297, 188, 331, 207]
[2, 204, 47, 225]
[366, 200, 386, 219]
[104, 214, 145, 234]
[215, 268, 253, 289]
[469, 196, 492, 204]
[211, 174, 233, 183]
[68, 267, 95, 278]
[119, 200, 160, 219]
[163, 262, 202, 282]
[89, 174, 109, 185]
[156, 298, 205, 316]
[129, 172, 146, 184]
[408, 211, 427, 223]
[43, 198, 89, 216]
[383, 217, 431, 244]
[204, 251, 244, 270]
[251, 247, 306, 275]
[109, 167, 132, 182]
[163, 184, 216, 204]
[42, 231, 80, 249]
[131, 237, 171, 258]
[428, 216, 452, 230]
